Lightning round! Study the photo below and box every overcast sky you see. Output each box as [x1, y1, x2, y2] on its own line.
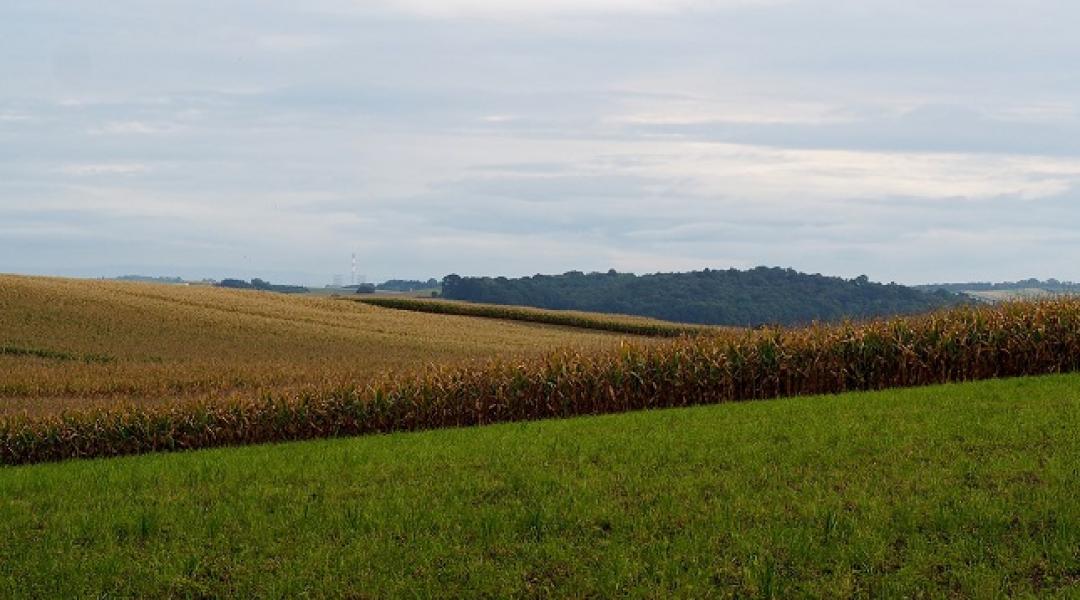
[3, 0, 1079, 285]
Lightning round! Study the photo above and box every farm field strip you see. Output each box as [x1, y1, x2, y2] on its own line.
[4, 295, 1080, 464]
[0, 275, 635, 416]
[2, 374, 1078, 597]
[351, 295, 717, 337]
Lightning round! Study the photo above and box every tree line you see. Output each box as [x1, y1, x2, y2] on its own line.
[916, 278, 1080, 293]
[376, 279, 440, 292]
[218, 278, 308, 294]
[441, 267, 964, 326]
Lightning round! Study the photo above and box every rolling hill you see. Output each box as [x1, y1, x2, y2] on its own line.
[441, 267, 963, 326]
[2, 375, 1077, 597]
[2, 275, 1079, 596]
[0, 275, 637, 417]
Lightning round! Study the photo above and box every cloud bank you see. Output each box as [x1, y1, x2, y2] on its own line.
[2, 0, 1079, 284]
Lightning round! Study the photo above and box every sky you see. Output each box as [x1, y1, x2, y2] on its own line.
[2, 0, 1079, 286]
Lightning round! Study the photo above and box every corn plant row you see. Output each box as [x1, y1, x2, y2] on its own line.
[0, 345, 114, 364]
[4, 299, 1080, 465]
[351, 296, 710, 337]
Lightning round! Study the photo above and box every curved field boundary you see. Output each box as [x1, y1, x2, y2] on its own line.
[1, 345, 114, 364]
[3, 299, 1080, 465]
[348, 296, 713, 337]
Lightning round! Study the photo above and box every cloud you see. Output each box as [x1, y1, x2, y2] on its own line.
[622, 104, 1080, 156]
[86, 121, 188, 135]
[58, 163, 151, 176]
[1, 0, 1079, 284]
[253, 33, 343, 51]
[0, 111, 34, 123]
[359, 0, 782, 19]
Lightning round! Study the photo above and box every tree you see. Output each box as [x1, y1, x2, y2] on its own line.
[437, 267, 965, 326]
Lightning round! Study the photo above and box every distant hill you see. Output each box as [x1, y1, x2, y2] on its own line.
[377, 279, 440, 292]
[441, 267, 964, 327]
[0, 274, 623, 416]
[916, 278, 1080, 294]
[915, 279, 1080, 304]
[114, 275, 186, 284]
[218, 278, 308, 294]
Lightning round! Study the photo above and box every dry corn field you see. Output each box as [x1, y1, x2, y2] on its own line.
[351, 296, 717, 336]
[0, 275, 640, 417]
[3, 277, 1080, 464]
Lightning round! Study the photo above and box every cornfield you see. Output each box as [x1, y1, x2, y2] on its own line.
[351, 296, 713, 337]
[3, 298, 1080, 465]
[0, 275, 630, 416]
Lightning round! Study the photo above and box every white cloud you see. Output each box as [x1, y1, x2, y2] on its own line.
[0, 111, 33, 123]
[58, 163, 151, 176]
[86, 121, 187, 135]
[2, 0, 1079, 284]
[479, 115, 520, 123]
[254, 33, 343, 51]
[625, 143, 1080, 201]
[364, 0, 779, 19]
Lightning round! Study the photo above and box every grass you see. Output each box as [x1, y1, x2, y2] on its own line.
[350, 295, 716, 337]
[2, 374, 1078, 598]
[0, 275, 634, 416]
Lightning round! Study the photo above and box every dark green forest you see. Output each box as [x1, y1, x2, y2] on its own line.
[217, 278, 308, 294]
[441, 267, 964, 326]
[377, 279, 440, 292]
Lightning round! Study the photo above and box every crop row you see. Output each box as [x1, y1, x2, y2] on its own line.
[0, 345, 113, 364]
[4, 298, 1080, 465]
[0, 275, 625, 415]
[350, 296, 711, 337]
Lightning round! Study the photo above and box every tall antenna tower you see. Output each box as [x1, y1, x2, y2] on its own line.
[351, 253, 357, 286]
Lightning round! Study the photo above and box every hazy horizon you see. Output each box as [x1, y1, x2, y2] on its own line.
[7, 267, 1077, 290]
[4, 1, 1079, 286]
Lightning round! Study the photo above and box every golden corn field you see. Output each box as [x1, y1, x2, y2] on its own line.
[3, 282, 1079, 464]
[0, 275, 638, 417]
[351, 296, 716, 336]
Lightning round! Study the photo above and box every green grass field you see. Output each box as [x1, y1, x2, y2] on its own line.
[2, 374, 1078, 598]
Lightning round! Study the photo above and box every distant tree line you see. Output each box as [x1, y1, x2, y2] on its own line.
[916, 278, 1080, 293]
[115, 275, 185, 284]
[441, 267, 965, 327]
[217, 278, 308, 294]
[377, 279, 440, 292]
